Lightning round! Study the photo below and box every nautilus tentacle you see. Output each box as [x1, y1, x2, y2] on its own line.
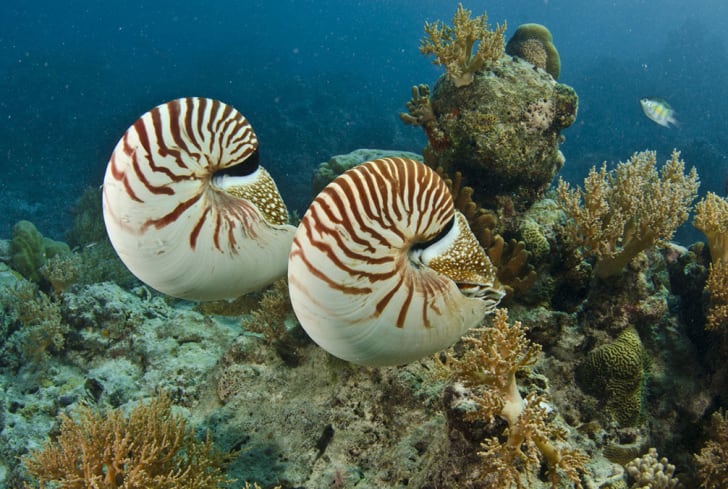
[102, 97, 296, 301]
[288, 157, 505, 366]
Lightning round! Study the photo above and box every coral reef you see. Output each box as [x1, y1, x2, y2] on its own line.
[403, 52, 577, 212]
[437, 309, 588, 488]
[505, 23, 561, 79]
[419, 3, 506, 88]
[576, 327, 646, 427]
[24, 394, 231, 488]
[557, 150, 699, 279]
[625, 448, 681, 488]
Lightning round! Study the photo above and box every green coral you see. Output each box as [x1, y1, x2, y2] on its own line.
[576, 327, 646, 427]
[10, 220, 70, 284]
[506, 23, 561, 79]
[419, 3, 506, 88]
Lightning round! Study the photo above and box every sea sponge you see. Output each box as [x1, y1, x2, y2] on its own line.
[576, 327, 646, 427]
[506, 23, 561, 79]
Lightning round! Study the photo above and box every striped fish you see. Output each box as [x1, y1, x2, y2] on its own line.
[640, 97, 678, 127]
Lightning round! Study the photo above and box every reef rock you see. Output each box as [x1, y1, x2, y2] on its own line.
[420, 56, 577, 212]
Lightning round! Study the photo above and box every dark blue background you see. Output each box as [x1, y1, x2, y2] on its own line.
[2, 1, 726, 242]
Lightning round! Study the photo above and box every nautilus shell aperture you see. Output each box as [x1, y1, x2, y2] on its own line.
[102, 97, 296, 301]
[288, 157, 505, 366]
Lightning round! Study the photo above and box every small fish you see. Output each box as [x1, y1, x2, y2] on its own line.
[640, 97, 678, 127]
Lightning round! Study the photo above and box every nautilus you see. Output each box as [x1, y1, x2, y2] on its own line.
[288, 157, 505, 366]
[102, 97, 296, 300]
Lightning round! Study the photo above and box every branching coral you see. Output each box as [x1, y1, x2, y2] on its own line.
[24, 394, 231, 489]
[240, 278, 307, 366]
[557, 150, 699, 279]
[694, 191, 728, 264]
[704, 260, 728, 330]
[626, 448, 682, 489]
[1, 278, 69, 363]
[400, 84, 448, 149]
[419, 3, 506, 87]
[437, 309, 587, 488]
[695, 410, 728, 489]
[693, 192, 728, 329]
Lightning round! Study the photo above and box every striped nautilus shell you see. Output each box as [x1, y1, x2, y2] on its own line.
[102, 97, 296, 300]
[288, 157, 505, 366]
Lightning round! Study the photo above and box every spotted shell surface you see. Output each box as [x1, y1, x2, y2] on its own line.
[288, 157, 504, 366]
[102, 97, 296, 300]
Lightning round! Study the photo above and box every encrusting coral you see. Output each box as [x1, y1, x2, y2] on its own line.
[419, 3, 506, 88]
[23, 393, 231, 489]
[693, 192, 728, 329]
[437, 309, 587, 488]
[557, 150, 699, 279]
[505, 23, 561, 79]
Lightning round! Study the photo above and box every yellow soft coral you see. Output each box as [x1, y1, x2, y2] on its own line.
[695, 410, 728, 489]
[557, 150, 699, 279]
[419, 3, 506, 87]
[437, 309, 587, 488]
[693, 192, 728, 329]
[694, 191, 728, 264]
[24, 394, 230, 488]
[704, 260, 728, 330]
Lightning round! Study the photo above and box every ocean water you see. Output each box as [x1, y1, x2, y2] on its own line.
[1, 0, 727, 242]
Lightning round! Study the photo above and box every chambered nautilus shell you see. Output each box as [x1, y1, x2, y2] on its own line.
[102, 97, 296, 300]
[288, 157, 505, 366]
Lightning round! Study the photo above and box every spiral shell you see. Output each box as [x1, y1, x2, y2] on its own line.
[102, 97, 296, 300]
[288, 157, 504, 366]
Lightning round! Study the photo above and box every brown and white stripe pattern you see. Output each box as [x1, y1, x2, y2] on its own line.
[288, 158, 504, 366]
[102, 97, 296, 301]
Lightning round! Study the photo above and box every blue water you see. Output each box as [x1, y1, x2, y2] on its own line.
[2, 0, 727, 241]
